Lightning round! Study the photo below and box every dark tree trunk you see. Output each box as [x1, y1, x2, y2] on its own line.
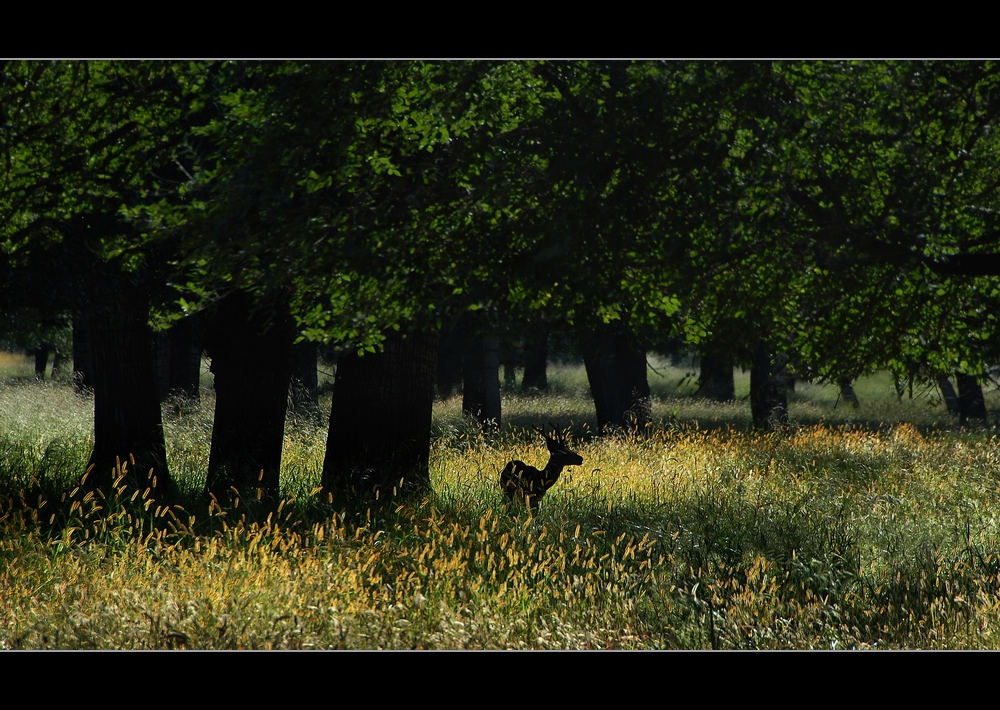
[155, 320, 202, 402]
[204, 292, 296, 509]
[667, 343, 685, 367]
[579, 321, 651, 433]
[291, 340, 320, 411]
[957, 373, 987, 425]
[838, 380, 860, 409]
[502, 361, 517, 389]
[155, 333, 168, 398]
[436, 322, 463, 400]
[500, 338, 517, 389]
[750, 340, 789, 430]
[463, 328, 501, 430]
[83, 286, 174, 498]
[696, 350, 735, 401]
[166, 315, 202, 400]
[321, 330, 438, 504]
[521, 329, 549, 393]
[71, 313, 95, 392]
[33, 345, 50, 380]
[938, 375, 960, 414]
[50, 350, 66, 379]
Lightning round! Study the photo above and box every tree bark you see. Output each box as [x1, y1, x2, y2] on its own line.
[291, 340, 320, 412]
[50, 349, 66, 379]
[956, 373, 988, 425]
[83, 284, 174, 498]
[71, 312, 95, 392]
[750, 340, 789, 430]
[696, 349, 735, 401]
[321, 330, 438, 504]
[33, 345, 50, 380]
[435, 322, 463, 400]
[838, 380, 860, 409]
[579, 320, 651, 433]
[521, 328, 549, 393]
[156, 315, 202, 402]
[204, 292, 296, 509]
[938, 375, 960, 414]
[462, 327, 501, 430]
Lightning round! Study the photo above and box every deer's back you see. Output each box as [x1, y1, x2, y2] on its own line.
[500, 460, 530, 486]
[501, 459, 556, 496]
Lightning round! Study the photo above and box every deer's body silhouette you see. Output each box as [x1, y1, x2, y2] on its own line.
[500, 426, 583, 510]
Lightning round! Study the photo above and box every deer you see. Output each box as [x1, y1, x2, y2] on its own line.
[500, 425, 583, 511]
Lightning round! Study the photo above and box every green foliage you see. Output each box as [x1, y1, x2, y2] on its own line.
[7, 60, 1000, 379]
[767, 61, 1000, 381]
[1, 61, 213, 330]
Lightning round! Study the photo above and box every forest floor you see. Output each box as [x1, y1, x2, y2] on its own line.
[3, 351, 1000, 650]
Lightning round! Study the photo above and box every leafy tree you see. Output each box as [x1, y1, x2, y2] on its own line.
[484, 61, 759, 430]
[667, 61, 1000, 426]
[770, 61, 1000, 390]
[1, 60, 207, 495]
[170, 61, 556, 501]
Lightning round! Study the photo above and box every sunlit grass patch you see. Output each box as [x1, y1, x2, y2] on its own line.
[4, 360, 1000, 648]
[0, 350, 35, 380]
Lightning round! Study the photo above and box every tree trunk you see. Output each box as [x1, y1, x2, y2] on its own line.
[291, 340, 320, 412]
[696, 350, 735, 401]
[957, 373, 987, 425]
[83, 286, 174, 498]
[521, 328, 549, 393]
[204, 292, 296, 509]
[436, 322, 463, 400]
[665, 340, 686, 367]
[166, 315, 202, 400]
[579, 320, 651, 433]
[838, 380, 860, 409]
[155, 318, 201, 402]
[321, 330, 438, 504]
[33, 345, 50, 380]
[750, 340, 789, 430]
[938, 375, 960, 414]
[502, 361, 517, 389]
[71, 312, 95, 392]
[463, 327, 501, 430]
[50, 349, 66, 379]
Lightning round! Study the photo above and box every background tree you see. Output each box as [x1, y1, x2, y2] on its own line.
[769, 61, 1000, 399]
[1, 61, 209, 495]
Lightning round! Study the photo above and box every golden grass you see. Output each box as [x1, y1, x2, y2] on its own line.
[0, 351, 34, 380]
[3, 357, 1000, 649]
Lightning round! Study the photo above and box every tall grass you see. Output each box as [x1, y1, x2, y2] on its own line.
[3, 351, 1000, 649]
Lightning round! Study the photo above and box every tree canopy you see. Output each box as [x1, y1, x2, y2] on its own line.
[5, 59, 1000, 500]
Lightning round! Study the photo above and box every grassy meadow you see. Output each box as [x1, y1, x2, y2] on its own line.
[3, 350, 1000, 649]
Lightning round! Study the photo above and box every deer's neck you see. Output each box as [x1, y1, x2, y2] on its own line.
[542, 458, 564, 482]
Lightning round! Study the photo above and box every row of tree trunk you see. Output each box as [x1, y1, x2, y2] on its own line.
[68, 282, 442, 511]
[68, 284, 993, 513]
[30, 345, 67, 380]
[938, 374, 988, 424]
[440, 317, 654, 434]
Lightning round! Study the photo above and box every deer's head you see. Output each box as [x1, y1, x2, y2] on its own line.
[536, 424, 583, 467]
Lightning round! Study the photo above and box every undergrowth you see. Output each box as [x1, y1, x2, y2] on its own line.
[3, 357, 1000, 649]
